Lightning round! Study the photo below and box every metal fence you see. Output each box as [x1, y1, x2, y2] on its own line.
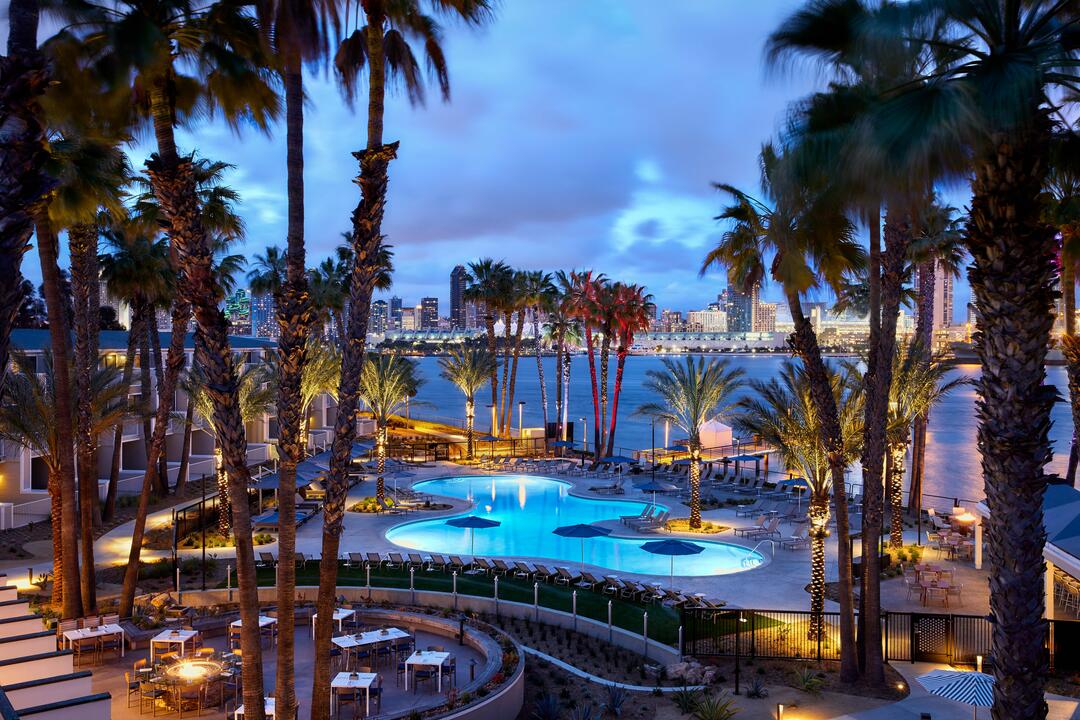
[683, 607, 1080, 671]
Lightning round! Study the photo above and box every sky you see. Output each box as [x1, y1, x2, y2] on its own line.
[16, 1, 973, 316]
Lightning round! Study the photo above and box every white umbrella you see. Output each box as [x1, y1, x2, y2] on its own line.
[918, 669, 994, 720]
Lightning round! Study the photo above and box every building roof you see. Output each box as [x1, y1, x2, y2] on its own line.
[9, 328, 277, 353]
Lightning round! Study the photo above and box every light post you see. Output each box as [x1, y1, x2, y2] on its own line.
[651, 418, 656, 482]
[664, 420, 670, 449]
[518, 401, 525, 439]
[489, 404, 496, 436]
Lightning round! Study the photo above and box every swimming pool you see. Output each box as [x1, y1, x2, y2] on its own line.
[385, 475, 764, 576]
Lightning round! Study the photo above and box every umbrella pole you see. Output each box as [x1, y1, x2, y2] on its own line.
[581, 538, 585, 574]
[669, 556, 674, 591]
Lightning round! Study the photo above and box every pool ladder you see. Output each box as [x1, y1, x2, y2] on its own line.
[741, 539, 776, 567]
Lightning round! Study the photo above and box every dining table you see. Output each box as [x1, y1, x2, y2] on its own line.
[330, 671, 378, 715]
[231, 615, 278, 646]
[331, 627, 411, 650]
[62, 623, 126, 657]
[312, 607, 356, 638]
[150, 628, 199, 662]
[404, 650, 451, 692]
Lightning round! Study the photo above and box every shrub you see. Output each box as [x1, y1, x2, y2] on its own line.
[671, 687, 701, 715]
[794, 667, 824, 695]
[745, 678, 768, 699]
[532, 693, 562, 720]
[692, 693, 739, 720]
[569, 705, 594, 720]
[601, 685, 627, 718]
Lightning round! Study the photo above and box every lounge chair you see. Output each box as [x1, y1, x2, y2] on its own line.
[386, 553, 405, 568]
[744, 517, 781, 540]
[366, 552, 384, 567]
[512, 562, 534, 579]
[427, 554, 448, 572]
[407, 553, 426, 569]
[736, 478, 764, 495]
[622, 506, 655, 526]
[601, 576, 622, 595]
[258, 552, 277, 568]
[347, 552, 365, 568]
[781, 525, 811, 550]
[472, 558, 496, 575]
[619, 579, 648, 601]
[735, 500, 770, 518]
[380, 497, 405, 515]
[554, 567, 579, 586]
[661, 588, 693, 607]
[733, 515, 769, 537]
[533, 564, 557, 583]
[578, 571, 603, 590]
[637, 510, 670, 531]
[448, 556, 468, 573]
[295, 552, 309, 568]
[491, 559, 513, 576]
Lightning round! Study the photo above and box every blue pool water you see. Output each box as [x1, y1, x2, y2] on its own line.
[385, 475, 764, 577]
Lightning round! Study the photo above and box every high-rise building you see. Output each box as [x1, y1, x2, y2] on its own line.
[225, 288, 252, 335]
[659, 309, 684, 332]
[754, 302, 777, 333]
[723, 286, 754, 332]
[370, 299, 388, 335]
[420, 297, 439, 330]
[400, 307, 417, 331]
[251, 293, 277, 338]
[687, 309, 727, 332]
[465, 300, 483, 330]
[935, 261, 955, 327]
[389, 296, 403, 330]
[450, 266, 468, 329]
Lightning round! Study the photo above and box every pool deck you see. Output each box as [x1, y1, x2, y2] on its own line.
[7, 461, 991, 614]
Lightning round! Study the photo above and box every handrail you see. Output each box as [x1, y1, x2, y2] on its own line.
[742, 539, 776, 566]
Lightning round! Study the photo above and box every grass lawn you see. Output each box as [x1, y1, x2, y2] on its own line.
[254, 564, 683, 645]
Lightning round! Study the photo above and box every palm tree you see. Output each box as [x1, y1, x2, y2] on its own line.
[439, 347, 495, 460]
[523, 270, 556, 434]
[605, 282, 652, 456]
[0, 0, 51, 402]
[907, 200, 964, 513]
[310, 257, 347, 341]
[565, 270, 607, 454]
[359, 354, 421, 500]
[0, 352, 134, 611]
[735, 361, 862, 640]
[544, 307, 581, 444]
[637, 357, 743, 529]
[878, 343, 965, 548]
[860, 4, 1078, 711]
[249, 246, 287, 300]
[465, 258, 512, 430]
[701, 143, 864, 681]
[503, 270, 529, 435]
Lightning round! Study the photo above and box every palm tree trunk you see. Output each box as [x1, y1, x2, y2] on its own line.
[887, 443, 905, 549]
[599, 335, 610, 452]
[500, 311, 512, 434]
[310, 138, 395, 720]
[138, 306, 153, 462]
[149, 321, 169, 494]
[688, 443, 702, 529]
[786, 290, 858, 683]
[144, 102, 266, 718]
[909, 260, 936, 513]
[376, 424, 386, 501]
[868, 208, 881, 338]
[174, 400, 194, 495]
[605, 346, 628, 457]
[534, 315, 549, 433]
[554, 332, 564, 441]
[807, 483, 830, 641]
[104, 310, 140, 521]
[969, 124, 1056, 720]
[118, 293, 191, 618]
[35, 209, 82, 619]
[1062, 261, 1079, 485]
[465, 399, 475, 460]
[485, 313, 498, 427]
[562, 348, 572, 442]
[859, 211, 910, 684]
[584, 326, 600, 453]
[273, 61, 309, 720]
[506, 310, 525, 435]
[0, 0, 50, 400]
[48, 460, 62, 609]
[70, 221, 98, 612]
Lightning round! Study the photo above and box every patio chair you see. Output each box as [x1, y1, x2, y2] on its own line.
[366, 552, 384, 567]
[735, 500, 769, 518]
[513, 561, 534, 579]
[426, 554, 448, 571]
[139, 678, 168, 716]
[407, 553, 426, 569]
[733, 515, 768, 537]
[601, 576, 622, 595]
[472, 558, 497, 574]
[386, 553, 405, 568]
[638, 511, 671, 533]
[619, 580, 647, 601]
[72, 636, 99, 667]
[99, 630, 123, 660]
[258, 552, 278, 568]
[448, 556, 468, 573]
[577, 571, 603, 590]
[661, 588, 693, 607]
[744, 517, 781, 540]
[491, 559, 513, 576]
[781, 525, 810, 550]
[347, 552, 365, 568]
[621, 506, 654, 526]
[124, 671, 141, 708]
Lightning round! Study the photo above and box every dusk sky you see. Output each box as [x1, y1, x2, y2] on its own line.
[20, 1, 973, 316]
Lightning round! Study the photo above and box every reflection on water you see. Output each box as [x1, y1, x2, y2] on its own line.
[407, 356, 1075, 505]
[386, 475, 763, 576]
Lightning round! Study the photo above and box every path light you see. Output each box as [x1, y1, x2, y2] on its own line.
[776, 704, 784, 720]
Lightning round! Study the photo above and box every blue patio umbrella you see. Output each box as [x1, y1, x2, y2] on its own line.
[477, 434, 499, 459]
[672, 458, 697, 466]
[446, 515, 501, 557]
[350, 441, 374, 459]
[918, 669, 994, 720]
[388, 469, 415, 495]
[601, 455, 637, 464]
[665, 444, 686, 451]
[550, 440, 576, 448]
[553, 524, 612, 572]
[641, 539, 705, 589]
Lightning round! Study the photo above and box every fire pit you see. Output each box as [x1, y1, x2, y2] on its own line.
[164, 658, 225, 684]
